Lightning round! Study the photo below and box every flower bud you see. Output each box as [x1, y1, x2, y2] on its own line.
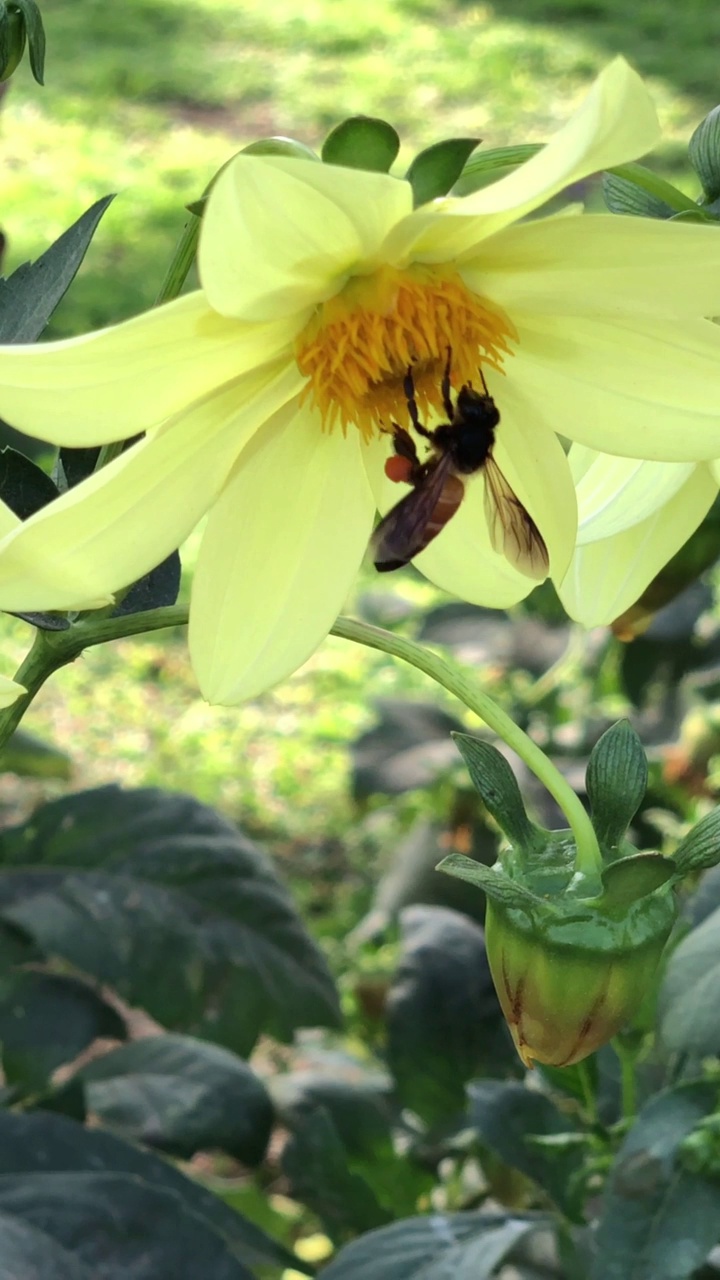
[484, 895, 674, 1068]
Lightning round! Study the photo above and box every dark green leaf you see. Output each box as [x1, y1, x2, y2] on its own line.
[281, 1106, 391, 1243]
[79, 1033, 273, 1165]
[0, 970, 125, 1093]
[453, 734, 540, 851]
[690, 107, 720, 202]
[406, 138, 480, 206]
[0, 446, 59, 517]
[658, 905, 720, 1055]
[0, 1110, 306, 1274]
[0, 1210, 92, 1279]
[586, 721, 648, 852]
[468, 1080, 584, 1221]
[271, 1071, 392, 1159]
[0, 728, 71, 780]
[386, 906, 507, 1125]
[673, 808, 720, 876]
[592, 1082, 720, 1280]
[0, 197, 113, 342]
[321, 117, 400, 172]
[320, 1211, 537, 1280]
[112, 552, 182, 616]
[0, 1171, 253, 1279]
[602, 172, 675, 218]
[55, 446, 101, 490]
[12, 0, 44, 82]
[0, 786, 341, 1056]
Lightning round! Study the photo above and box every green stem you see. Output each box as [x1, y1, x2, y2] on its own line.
[330, 616, 602, 879]
[0, 605, 190, 752]
[613, 1037, 638, 1120]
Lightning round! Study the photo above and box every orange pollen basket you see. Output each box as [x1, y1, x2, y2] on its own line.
[293, 265, 517, 440]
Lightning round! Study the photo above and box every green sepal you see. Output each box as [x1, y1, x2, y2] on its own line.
[597, 852, 676, 910]
[321, 117, 400, 172]
[452, 143, 541, 195]
[405, 138, 481, 207]
[605, 164, 701, 216]
[602, 171, 675, 219]
[452, 733, 543, 854]
[585, 720, 647, 855]
[6, 0, 43, 83]
[242, 136, 319, 162]
[437, 852, 551, 919]
[689, 106, 720, 203]
[673, 808, 720, 876]
[0, 3, 24, 81]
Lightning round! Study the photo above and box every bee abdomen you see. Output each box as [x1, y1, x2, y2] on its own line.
[421, 474, 465, 549]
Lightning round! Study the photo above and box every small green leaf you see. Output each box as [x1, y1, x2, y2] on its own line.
[437, 852, 548, 915]
[586, 721, 648, 852]
[674, 808, 720, 876]
[453, 143, 542, 195]
[242, 136, 319, 161]
[405, 138, 481, 206]
[452, 734, 541, 851]
[11, 0, 44, 83]
[689, 106, 720, 202]
[605, 163, 701, 215]
[599, 853, 675, 908]
[322, 117, 400, 172]
[602, 172, 675, 219]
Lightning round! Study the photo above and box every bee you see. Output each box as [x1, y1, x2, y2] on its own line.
[372, 351, 549, 579]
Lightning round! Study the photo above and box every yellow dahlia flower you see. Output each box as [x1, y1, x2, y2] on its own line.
[558, 448, 719, 626]
[0, 60, 719, 702]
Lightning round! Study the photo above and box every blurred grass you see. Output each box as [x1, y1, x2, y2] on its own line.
[1, 0, 718, 934]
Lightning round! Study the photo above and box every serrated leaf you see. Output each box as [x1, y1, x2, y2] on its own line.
[386, 905, 509, 1125]
[0, 970, 125, 1093]
[658, 905, 720, 1054]
[673, 808, 720, 876]
[111, 551, 181, 616]
[406, 137, 480, 206]
[592, 1082, 720, 1280]
[0, 1110, 306, 1274]
[0, 786, 341, 1056]
[452, 734, 540, 851]
[690, 106, 720, 202]
[0, 1171, 253, 1279]
[586, 721, 648, 852]
[320, 1211, 537, 1280]
[79, 1034, 273, 1165]
[468, 1080, 584, 1221]
[321, 116, 400, 172]
[0, 197, 113, 343]
[0, 446, 59, 518]
[12, 0, 44, 82]
[602, 172, 675, 219]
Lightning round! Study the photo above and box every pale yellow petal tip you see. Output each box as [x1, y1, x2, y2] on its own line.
[0, 676, 26, 708]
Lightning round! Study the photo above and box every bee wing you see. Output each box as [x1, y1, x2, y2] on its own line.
[372, 454, 456, 571]
[483, 456, 549, 580]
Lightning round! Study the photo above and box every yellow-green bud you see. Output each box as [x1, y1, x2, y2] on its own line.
[484, 897, 673, 1068]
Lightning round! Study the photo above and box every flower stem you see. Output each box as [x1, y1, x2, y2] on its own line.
[330, 616, 602, 879]
[0, 605, 190, 752]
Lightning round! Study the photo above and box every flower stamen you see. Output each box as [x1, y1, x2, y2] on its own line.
[295, 265, 517, 439]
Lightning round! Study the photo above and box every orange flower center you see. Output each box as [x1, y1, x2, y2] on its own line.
[294, 264, 517, 439]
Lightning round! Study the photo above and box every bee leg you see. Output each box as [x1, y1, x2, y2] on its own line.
[441, 346, 454, 419]
[403, 365, 423, 432]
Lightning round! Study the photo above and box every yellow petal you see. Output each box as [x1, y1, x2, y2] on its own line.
[0, 675, 25, 708]
[386, 57, 659, 262]
[0, 360, 301, 610]
[558, 465, 717, 626]
[200, 155, 413, 322]
[463, 213, 720, 322]
[0, 292, 297, 446]
[189, 401, 375, 704]
[571, 447, 696, 541]
[505, 312, 720, 461]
